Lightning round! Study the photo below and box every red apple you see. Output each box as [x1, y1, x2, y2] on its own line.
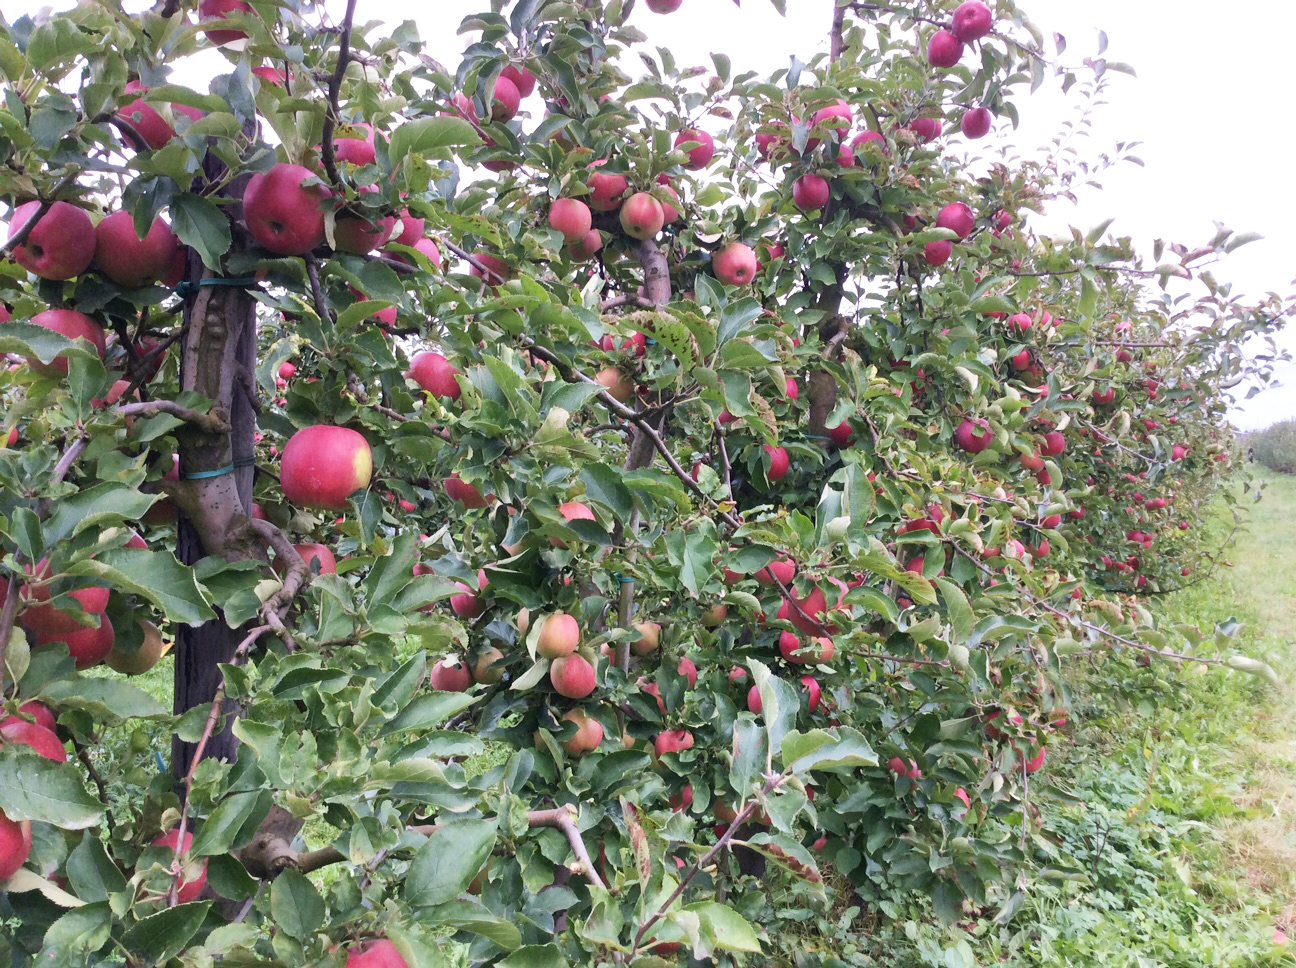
[199, 0, 252, 44]
[960, 107, 992, 139]
[923, 239, 953, 267]
[93, 211, 180, 287]
[444, 474, 490, 509]
[0, 718, 67, 762]
[279, 425, 373, 511]
[19, 310, 107, 377]
[334, 187, 397, 255]
[550, 654, 597, 699]
[954, 418, 992, 454]
[713, 242, 758, 286]
[408, 351, 462, 401]
[489, 74, 521, 122]
[646, 0, 683, 12]
[654, 729, 694, 757]
[800, 675, 821, 712]
[117, 81, 204, 150]
[674, 127, 715, 169]
[548, 198, 593, 242]
[294, 543, 337, 575]
[561, 709, 604, 755]
[568, 229, 603, 261]
[765, 445, 790, 481]
[619, 192, 665, 240]
[588, 162, 628, 212]
[793, 174, 830, 211]
[747, 685, 763, 714]
[909, 116, 942, 142]
[429, 657, 472, 692]
[952, 1, 993, 42]
[0, 811, 31, 882]
[936, 202, 975, 240]
[8, 201, 96, 281]
[151, 829, 208, 904]
[536, 612, 580, 658]
[333, 123, 376, 166]
[243, 164, 332, 256]
[501, 65, 536, 98]
[631, 621, 661, 656]
[677, 658, 698, 688]
[927, 30, 964, 67]
[345, 939, 409, 968]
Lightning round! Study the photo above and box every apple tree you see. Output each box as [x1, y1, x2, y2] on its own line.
[0, 0, 1287, 965]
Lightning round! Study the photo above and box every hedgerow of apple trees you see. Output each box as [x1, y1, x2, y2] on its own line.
[0, 0, 1287, 964]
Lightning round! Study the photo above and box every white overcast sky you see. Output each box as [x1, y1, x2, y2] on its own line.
[23, 0, 1295, 429]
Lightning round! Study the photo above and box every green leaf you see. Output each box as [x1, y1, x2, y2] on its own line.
[66, 833, 127, 903]
[423, 896, 522, 951]
[43, 483, 159, 547]
[684, 901, 762, 953]
[579, 462, 634, 519]
[378, 692, 480, 736]
[120, 902, 212, 964]
[404, 818, 497, 907]
[389, 116, 481, 168]
[169, 192, 232, 268]
[750, 660, 799, 760]
[40, 677, 167, 726]
[1226, 655, 1280, 686]
[934, 578, 974, 642]
[0, 746, 103, 829]
[38, 903, 113, 961]
[782, 727, 878, 772]
[497, 944, 570, 968]
[729, 715, 767, 795]
[269, 869, 325, 940]
[0, 321, 98, 370]
[189, 790, 272, 857]
[67, 548, 214, 626]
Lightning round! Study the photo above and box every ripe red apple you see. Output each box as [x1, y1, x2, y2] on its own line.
[243, 164, 332, 256]
[952, 1, 993, 42]
[450, 578, 485, 619]
[701, 603, 727, 628]
[808, 99, 853, 151]
[713, 242, 758, 286]
[754, 555, 795, 587]
[490, 75, 521, 122]
[887, 756, 907, 775]
[1041, 431, 1066, 457]
[676, 657, 698, 688]
[747, 685, 762, 714]
[251, 65, 288, 86]
[764, 445, 790, 481]
[3, 701, 56, 734]
[755, 122, 791, 161]
[548, 198, 593, 242]
[469, 253, 511, 286]
[550, 654, 597, 699]
[561, 709, 604, 755]
[595, 366, 634, 403]
[1093, 387, 1115, 405]
[33, 611, 114, 670]
[334, 187, 398, 255]
[0, 718, 67, 762]
[927, 30, 964, 67]
[1172, 444, 1187, 461]
[537, 612, 580, 659]
[279, 425, 373, 511]
[646, 0, 683, 11]
[345, 939, 409, 968]
[151, 829, 208, 904]
[936, 202, 975, 240]
[0, 810, 31, 882]
[909, 116, 943, 142]
[793, 174, 830, 211]
[429, 657, 472, 692]
[408, 351, 462, 401]
[199, 0, 252, 44]
[20, 310, 107, 377]
[619, 192, 665, 240]
[654, 729, 694, 757]
[117, 81, 204, 150]
[444, 474, 490, 509]
[568, 229, 603, 261]
[295, 543, 338, 575]
[501, 64, 536, 98]
[93, 211, 180, 287]
[674, 127, 715, 169]
[800, 675, 822, 712]
[588, 162, 628, 212]
[8, 201, 96, 281]
[954, 418, 992, 454]
[923, 239, 953, 267]
[960, 107, 992, 139]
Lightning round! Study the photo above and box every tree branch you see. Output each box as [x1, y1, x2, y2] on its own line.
[319, 0, 359, 190]
[118, 400, 230, 435]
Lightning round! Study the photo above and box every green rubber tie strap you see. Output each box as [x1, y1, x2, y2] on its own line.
[185, 455, 257, 480]
[174, 277, 261, 299]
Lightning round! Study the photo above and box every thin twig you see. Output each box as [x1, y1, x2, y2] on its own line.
[319, 0, 359, 190]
